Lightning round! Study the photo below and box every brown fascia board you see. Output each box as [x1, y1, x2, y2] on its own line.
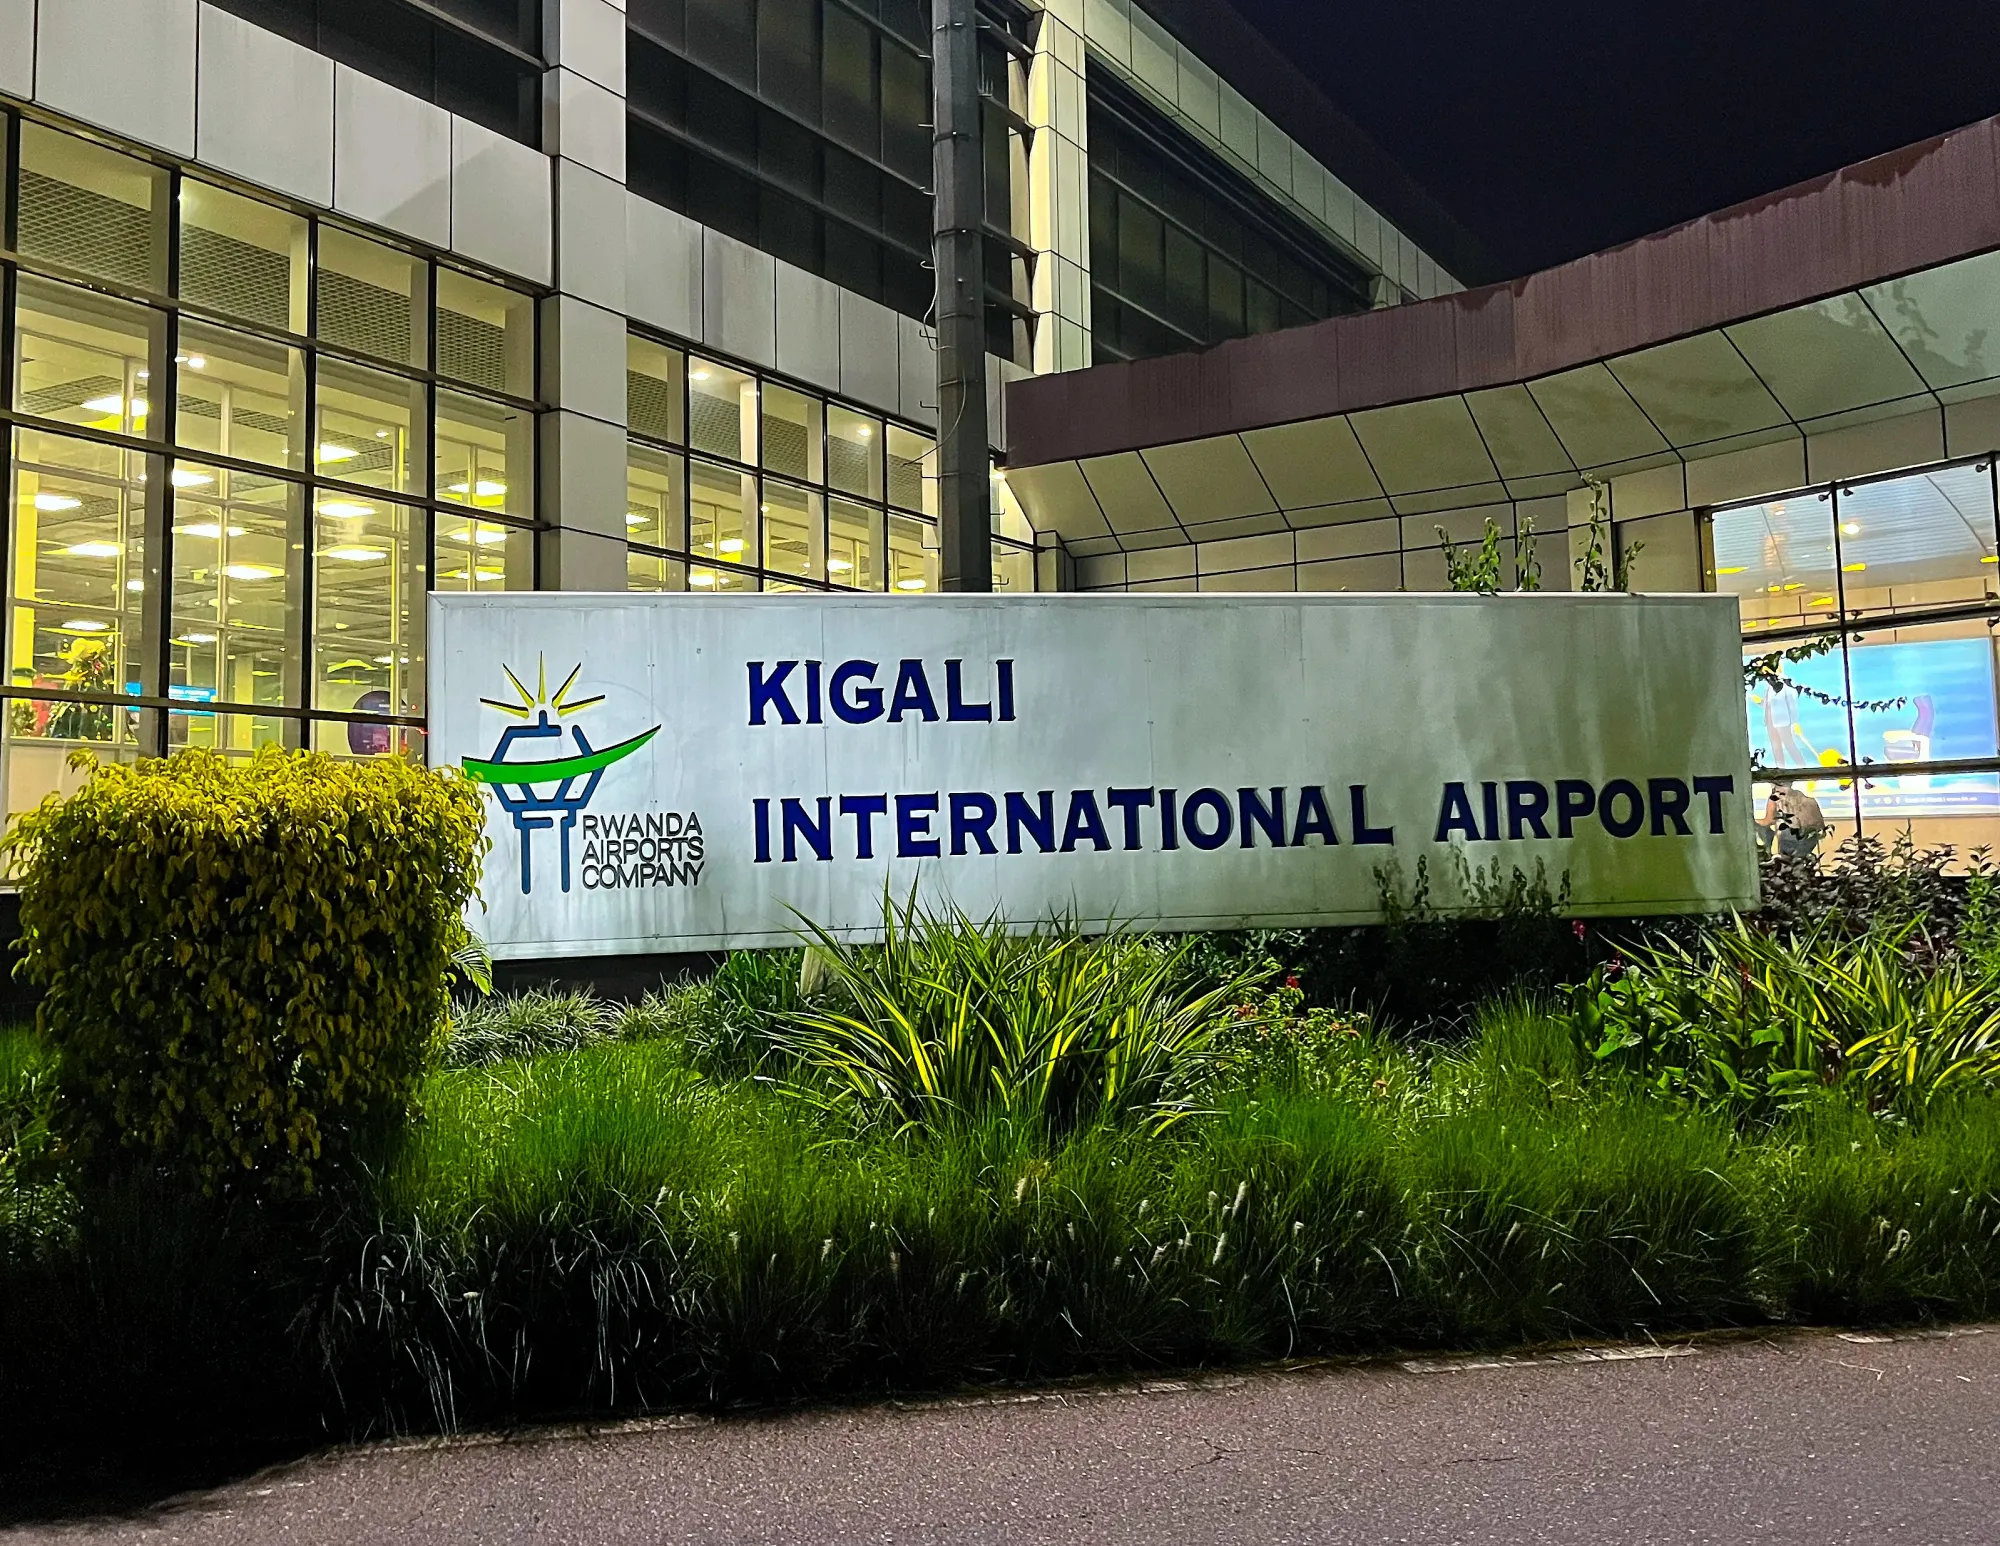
[1134, 0, 1501, 287]
[1005, 110, 2000, 468]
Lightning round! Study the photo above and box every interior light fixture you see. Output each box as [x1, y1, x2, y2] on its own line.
[318, 442, 360, 463]
[169, 469, 215, 489]
[625, 513, 648, 528]
[222, 563, 282, 581]
[60, 619, 110, 632]
[896, 578, 926, 591]
[322, 545, 387, 563]
[827, 558, 853, 573]
[126, 579, 145, 592]
[174, 632, 217, 646]
[32, 493, 82, 513]
[63, 541, 121, 558]
[176, 522, 247, 539]
[83, 395, 144, 417]
[1715, 566, 1746, 575]
[718, 537, 745, 554]
[1842, 562, 1867, 573]
[1841, 521, 1860, 535]
[690, 572, 716, 587]
[691, 369, 712, 382]
[319, 500, 377, 519]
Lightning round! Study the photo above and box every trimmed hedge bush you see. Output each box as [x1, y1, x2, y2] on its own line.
[4, 747, 485, 1196]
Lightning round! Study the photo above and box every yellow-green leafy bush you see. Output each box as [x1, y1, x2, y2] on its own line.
[4, 747, 486, 1195]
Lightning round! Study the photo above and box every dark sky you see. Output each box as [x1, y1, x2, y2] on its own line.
[1228, 0, 2000, 281]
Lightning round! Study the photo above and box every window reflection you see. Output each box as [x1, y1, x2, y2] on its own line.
[313, 493, 424, 719]
[886, 423, 935, 514]
[626, 444, 684, 551]
[628, 336, 686, 445]
[1835, 463, 1999, 617]
[436, 267, 534, 398]
[829, 498, 880, 589]
[628, 551, 688, 592]
[315, 359, 425, 494]
[762, 481, 824, 581]
[689, 359, 757, 463]
[691, 459, 756, 565]
[317, 227, 427, 369]
[175, 319, 306, 470]
[13, 275, 164, 438]
[1710, 492, 1839, 632]
[436, 390, 531, 519]
[887, 512, 937, 592]
[179, 181, 308, 334]
[169, 464, 302, 713]
[17, 123, 169, 293]
[433, 515, 534, 591]
[7, 427, 154, 716]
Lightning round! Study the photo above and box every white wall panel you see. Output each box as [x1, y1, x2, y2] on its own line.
[544, 294, 628, 426]
[775, 261, 841, 391]
[194, 6, 332, 205]
[451, 117, 553, 285]
[898, 313, 936, 427]
[703, 229, 776, 368]
[544, 0, 624, 94]
[333, 66, 450, 247]
[38, 0, 195, 155]
[838, 289, 899, 414]
[0, 0, 35, 99]
[626, 193, 703, 340]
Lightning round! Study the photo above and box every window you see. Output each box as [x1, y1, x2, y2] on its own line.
[0, 116, 540, 815]
[1713, 457, 2000, 857]
[1086, 71, 1372, 365]
[623, 326, 1035, 594]
[627, 0, 1036, 360]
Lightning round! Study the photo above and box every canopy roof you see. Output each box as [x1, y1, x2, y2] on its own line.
[1004, 113, 2000, 555]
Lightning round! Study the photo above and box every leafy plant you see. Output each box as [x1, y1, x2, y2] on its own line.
[1572, 918, 2000, 1122]
[772, 898, 1269, 1137]
[3, 746, 486, 1197]
[1574, 476, 1643, 591]
[444, 988, 617, 1068]
[1439, 518, 1507, 593]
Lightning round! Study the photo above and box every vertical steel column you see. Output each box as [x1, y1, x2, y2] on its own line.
[932, 0, 992, 592]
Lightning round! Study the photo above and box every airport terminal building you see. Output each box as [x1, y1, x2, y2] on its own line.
[1, 0, 1998, 854]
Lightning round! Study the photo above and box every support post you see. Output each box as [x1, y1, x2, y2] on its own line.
[932, 0, 992, 592]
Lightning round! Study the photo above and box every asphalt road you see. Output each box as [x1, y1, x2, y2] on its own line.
[8, 1327, 1998, 1544]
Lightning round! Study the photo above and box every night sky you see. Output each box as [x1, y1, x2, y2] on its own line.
[1228, 0, 2000, 282]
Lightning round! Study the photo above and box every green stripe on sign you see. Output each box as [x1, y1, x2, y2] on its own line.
[463, 726, 661, 786]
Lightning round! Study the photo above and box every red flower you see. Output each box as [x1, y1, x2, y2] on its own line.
[1572, 920, 1588, 941]
[1285, 975, 1301, 991]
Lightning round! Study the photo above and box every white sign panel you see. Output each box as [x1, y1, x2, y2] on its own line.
[427, 593, 1757, 958]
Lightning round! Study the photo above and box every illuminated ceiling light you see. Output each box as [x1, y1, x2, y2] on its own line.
[60, 619, 109, 632]
[174, 632, 217, 646]
[318, 442, 360, 463]
[1841, 521, 1860, 536]
[472, 527, 511, 546]
[896, 578, 926, 591]
[718, 537, 745, 554]
[691, 369, 712, 382]
[32, 493, 82, 513]
[169, 469, 215, 489]
[1769, 503, 1786, 515]
[176, 522, 246, 539]
[374, 430, 390, 439]
[1715, 565, 1746, 575]
[827, 558, 853, 573]
[689, 572, 716, 587]
[319, 500, 377, 518]
[625, 512, 649, 527]
[83, 395, 145, 417]
[373, 654, 395, 665]
[1983, 555, 1998, 565]
[64, 540, 121, 558]
[1842, 562, 1867, 573]
[855, 425, 872, 438]
[321, 545, 387, 562]
[188, 355, 207, 370]
[222, 562, 282, 581]
[126, 579, 144, 592]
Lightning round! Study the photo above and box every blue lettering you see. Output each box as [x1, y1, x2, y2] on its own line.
[1350, 785, 1394, 846]
[1238, 787, 1287, 849]
[749, 661, 800, 725]
[1649, 777, 1693, 836]
[945, 660, 992, 722]
[753, 797, 772, 864]
[805, 660, 823, 725]
[997, 659, 1015, 721]
[1555, 779, 1595, 838]
[950, 792, 999, 855]
[1106, 787, 1155, 850]
[1481, 781, 1500, 842]
[1506, 780, 1551, 840]
[781, 797, 832, 862]
[839, 794, 889, 859]
[1694, 774, 1734, 834]
[1600, 780, 1645, 839]
[888, 660, 940, 723]
[1005, 791, 1056, 854]
[896, 793, 941, 857]
[1292, 785, 1339, 846]
[1061, 790, 1111, 852]
[830, 660, 883, 723]
[1159, 788, 1179, 850]
[1435, 782, 1481, 843]
[1183, 789, 1233, 851]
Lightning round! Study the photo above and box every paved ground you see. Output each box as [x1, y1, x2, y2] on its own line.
[7, 1327, 1998, 1544]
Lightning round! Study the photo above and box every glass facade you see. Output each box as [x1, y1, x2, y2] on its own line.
[1087, 71, 1373, 365]
[627, 0, 1036, 362]
[625, 328, 1038, 593]
[0, 113, 541, 818]
[1710, 457, 2000, 856]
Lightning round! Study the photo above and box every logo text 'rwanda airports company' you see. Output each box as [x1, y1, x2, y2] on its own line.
[462, 659, 703, 895]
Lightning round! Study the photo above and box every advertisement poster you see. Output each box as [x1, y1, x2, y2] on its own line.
[1746, 635, 2000, 814]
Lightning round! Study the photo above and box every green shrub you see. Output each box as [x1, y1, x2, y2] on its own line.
[4, 746, 485, 1197]
[443, 988, 617, 1068]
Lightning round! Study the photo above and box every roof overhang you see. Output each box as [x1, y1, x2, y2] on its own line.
[1003, 113, 2000, 554]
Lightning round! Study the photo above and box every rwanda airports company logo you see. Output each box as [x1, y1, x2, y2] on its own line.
[462, 659, 704, 895]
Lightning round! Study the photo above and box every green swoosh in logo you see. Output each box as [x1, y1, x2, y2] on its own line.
[463, 726, 661, 786]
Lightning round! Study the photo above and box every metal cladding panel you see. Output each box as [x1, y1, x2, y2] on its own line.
[430, 591, 1757, 959]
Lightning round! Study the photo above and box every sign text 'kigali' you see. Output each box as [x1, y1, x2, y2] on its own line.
[429, 593, 1760, 959]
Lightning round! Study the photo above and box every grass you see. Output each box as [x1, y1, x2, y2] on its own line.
[6, 936, 2000, 1457]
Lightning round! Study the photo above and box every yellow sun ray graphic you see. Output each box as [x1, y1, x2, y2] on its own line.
[481, 655, 603, 718]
